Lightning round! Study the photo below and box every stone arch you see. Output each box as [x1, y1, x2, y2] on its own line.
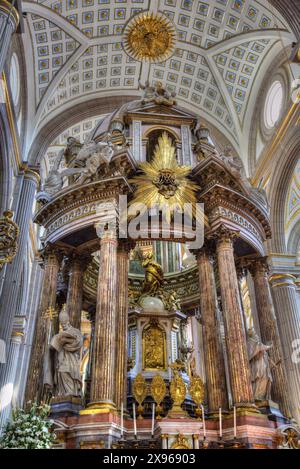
[267, 129, 300, 253]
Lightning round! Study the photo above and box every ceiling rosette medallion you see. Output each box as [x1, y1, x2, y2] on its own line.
[123, 11, 177, 63]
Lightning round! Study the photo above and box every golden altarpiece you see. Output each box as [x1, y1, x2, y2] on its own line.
[22, 81, 300, 449]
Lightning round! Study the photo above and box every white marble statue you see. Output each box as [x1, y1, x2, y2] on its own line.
[247, 328, 273, 401]
[42, 149, 84, 196]
[74, 133, 122, 184]
[44, 308, 83, 398]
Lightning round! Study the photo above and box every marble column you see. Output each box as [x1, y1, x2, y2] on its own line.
[0, 332, 22, 432]
[66, 255, 87, 331]
[270, 274, 300, 423]
[114, 242, 130, 410]
[197, 247, 228, 413]
[0, 169, 39, 423]
[216, 228, 254, 407]
[24, 249, 61, 404]
[249, 259, 291, 417]
[89, 227, 118, 411]
[0, 0, 19, 74]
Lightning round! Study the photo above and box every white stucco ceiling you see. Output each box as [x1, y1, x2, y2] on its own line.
[22, 0, 295, 161]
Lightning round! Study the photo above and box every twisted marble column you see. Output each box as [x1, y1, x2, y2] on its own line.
[25, 249, 61, 403]
[249, 260, 291, 417]
[197, 247, 228, 412]
[114, 242, 130, 410]
[216, 229, 254, 406]
[0, 0, 19, 74]
[89, 228, 118, 411]
[270, 274, 300, 423]
[66, 255, 87, 331]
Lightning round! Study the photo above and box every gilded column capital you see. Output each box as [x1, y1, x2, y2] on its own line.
[95, 199, 119, 241]
[269, 273, 297, 289]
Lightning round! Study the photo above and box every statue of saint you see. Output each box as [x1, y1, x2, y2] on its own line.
[247, 328, 273, 401]
[141, 252, 164, 296]
[44, 308, 83, 398]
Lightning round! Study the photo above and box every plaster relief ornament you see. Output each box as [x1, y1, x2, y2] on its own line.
[44, 307, 83, 398]
[0, 210, 19, 270]
[129, 132, 199, 222]
[123, 12, 176, 63]
[247, 327, 273, 401]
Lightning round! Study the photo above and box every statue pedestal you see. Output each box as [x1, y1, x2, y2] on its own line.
[50, 396, 82, 416]
[255, 399, 289, 424]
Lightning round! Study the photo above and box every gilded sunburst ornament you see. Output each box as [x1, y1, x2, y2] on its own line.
[123, 12, 176, 63]
[129, 132, 199, 220]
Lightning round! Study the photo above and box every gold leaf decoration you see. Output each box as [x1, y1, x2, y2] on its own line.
[132, 373, 148, 419]
[151, 374, 167, 419]
[129, 132, 200, 222]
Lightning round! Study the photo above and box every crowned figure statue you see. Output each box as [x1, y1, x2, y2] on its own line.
[44, 306, 83, 398]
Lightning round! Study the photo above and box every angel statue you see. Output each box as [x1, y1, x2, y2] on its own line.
[74, 133, 123, 184]
[139, 80, 156, 105]
[42, 149, 84, 196]
[44, 307, 83, 398]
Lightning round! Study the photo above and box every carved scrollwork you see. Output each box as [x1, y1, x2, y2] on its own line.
[0, 211, 19, 270]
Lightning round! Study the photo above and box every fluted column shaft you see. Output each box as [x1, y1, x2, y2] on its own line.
[270, 275, 300, 423]
[24, 250, 60, 403]
[66, 256, 85, 331]
[250, 260, 291, 417]
[90, 230, 118, 409]
[216, 233, 254, 406]
[0, 1, 19, 74]
[0, 171, 39, 421]
[114, 243, 129, 410]
[197, 248, 228, 412]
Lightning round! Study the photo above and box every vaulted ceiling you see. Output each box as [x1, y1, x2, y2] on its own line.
[22, 0, 295, 161]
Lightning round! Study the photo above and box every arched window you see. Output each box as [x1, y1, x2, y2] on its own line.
[9, 53, 20, 107]
[264, 80, 283, 129]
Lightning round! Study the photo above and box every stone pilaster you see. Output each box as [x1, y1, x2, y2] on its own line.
[196, 247, 228, 412]
[114, 242, 130, 410]
[89, 227, 118, 411]
[270, 274, 300, 423]
[24, 249, 61, 404]
[216, 228, 254, 407]
[249, 259, 291, 417]
[0, 332, 22, 431]
[0, 0, 19, 74]
[66, 255, 87, 331]
[0, 169, 39, 423]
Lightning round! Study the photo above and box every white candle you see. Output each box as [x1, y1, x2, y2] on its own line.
[120, 402, 124, 437]
[219, 407, 222, 438]
[133, 402, 137, 438]
[201, 404, 206, 438]
[233, 406, 237, 438]
[151, 403, 155, 437]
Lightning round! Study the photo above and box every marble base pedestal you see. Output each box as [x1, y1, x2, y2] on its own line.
[50, 397, 83, 417]
[51, 410, 285, 449]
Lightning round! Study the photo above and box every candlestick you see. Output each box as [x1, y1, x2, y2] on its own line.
[201, 404, 206, 438]
[121, 402, 124, 438]
[233, 405, 237, 439]
[219, 407, 222, 438]
[151, 403, 155, 437]
[133, 403, 137, 438]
